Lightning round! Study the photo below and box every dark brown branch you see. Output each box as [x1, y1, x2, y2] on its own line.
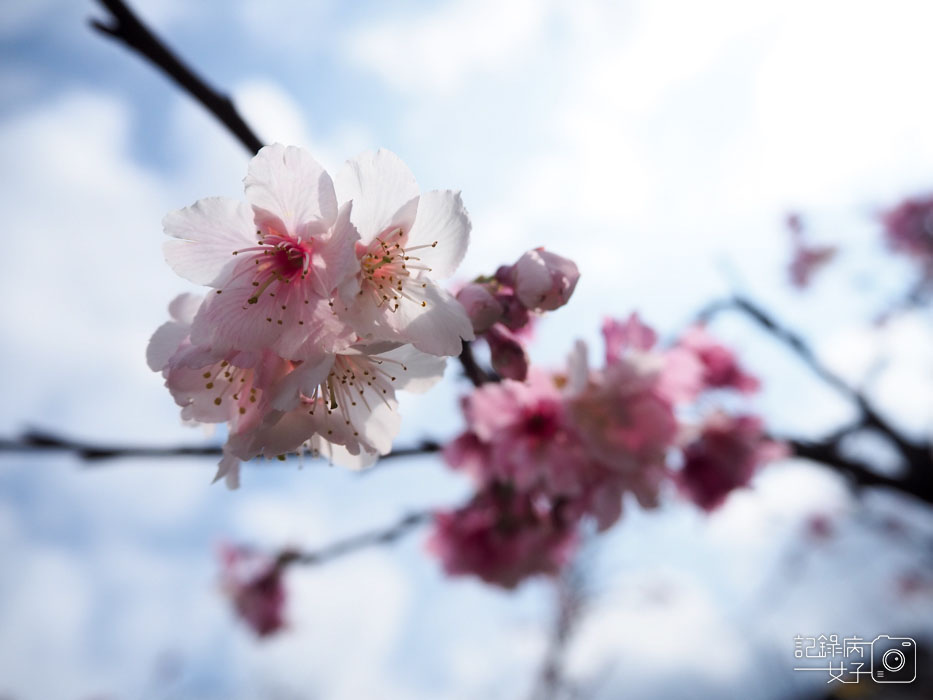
[91, 0, 263, 155]
[788, 438, 933, 507]
[0, 429, 440, 464]
[276, 510, 431, 568]
[458, 339, 494, 387]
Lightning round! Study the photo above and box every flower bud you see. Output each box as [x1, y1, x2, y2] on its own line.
[456, 282, 503, 333]
[486, 325, 529, 381]
[513, 248, 580, 312]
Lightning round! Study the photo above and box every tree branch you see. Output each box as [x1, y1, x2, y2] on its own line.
[0, 429, 440, 464]
[276, 510, 432, 568]
[90, 0, 263, 155]
[458, 340, 494, 387]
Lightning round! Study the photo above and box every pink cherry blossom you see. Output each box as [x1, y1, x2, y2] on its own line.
[602, 312, 658, 363]
[163, 144, 360, 361]
[676, 412, 786, 511]
[461, 372, 594, 494]
[676, 325, 760, 394]
[568, 354, 678, 476]
[226, 343, 446, 471]
[789, 240, 837, 289]
[881, 193, 933, 267]
[512, 248, 580, 312]
[428, 486, 578, 589]
[334, 149, 474, 357]
[219, 544, 287, 637]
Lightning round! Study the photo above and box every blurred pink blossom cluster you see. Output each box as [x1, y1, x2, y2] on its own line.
[882, 194, 933, 274]
[431, 313, 783, 587]
[219, 544, 287, 637]
[456, 248, 580, 380]
[148, 145, 473, 486]
[786, 213, 837, 290]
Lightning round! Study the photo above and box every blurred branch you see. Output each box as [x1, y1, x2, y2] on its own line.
[698, 295, 933, 506]
[90, 0, 263, 155]
[0, 429, 440, 464]
[459, 340, 494, 387]
[529, 556, 590, 700]
[276, 510, 431, 568]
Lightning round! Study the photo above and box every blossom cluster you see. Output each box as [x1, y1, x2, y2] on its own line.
[148, 145, 474, 486]
[455, 248, 580, 380]
[882, 194, 933, 271]
[430, 313, 784, 588]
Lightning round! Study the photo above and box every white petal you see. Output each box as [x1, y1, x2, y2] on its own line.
[308, 201, 361, 297]
[244, 144, 338, 238]
[405, 190, 470, 279]
[146, 321, 188, 372]
[270, 356, 335, 411]
[213, 450, 241, 490]
[167, 293, 203, 325]
[163, 197, 255, 286]
[389, 281, 475, 357]
[377, 344, 447, 394]
[335, 149, 420, 243]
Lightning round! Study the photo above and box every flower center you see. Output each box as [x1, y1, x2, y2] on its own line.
[230, 229, 314, 305]
[359, 228, 437, 311]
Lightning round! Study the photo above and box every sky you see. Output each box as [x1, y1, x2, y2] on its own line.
[1, 0, 932, 698]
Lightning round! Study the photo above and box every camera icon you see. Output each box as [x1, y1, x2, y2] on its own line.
[871, 635, 917, 683]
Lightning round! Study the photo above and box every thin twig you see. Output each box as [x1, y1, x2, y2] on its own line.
[276, 510, 432, 568]
[90, 0, 263, 155]
[0, 429, 440, 464]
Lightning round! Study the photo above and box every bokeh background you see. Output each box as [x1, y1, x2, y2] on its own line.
[1, 0, 932, 698]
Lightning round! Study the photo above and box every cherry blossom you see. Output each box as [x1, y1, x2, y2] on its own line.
[428, 486, 579, 589]
[334, 149, 474, 357]
[676, 412, 786, 511]
[225, 343, 446, 471]
[511, 248, 580, 312]
[882, 193, 933, 268]
[675, 325, 760, 394]
[456, 282, 503, 333]
[219, 544, 287, 637]
[163, 144, 361, 361]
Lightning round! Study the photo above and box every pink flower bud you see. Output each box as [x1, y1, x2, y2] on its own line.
[456, 282, 503, 333]
[495, 290, 531, 331]
[513, 248, 580, 312]
[486, 325, 529, 381]
[219, 544, 287, 637]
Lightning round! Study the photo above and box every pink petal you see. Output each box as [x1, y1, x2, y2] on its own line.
[244, 144, 338, 239]
[163, 197, 255, 286]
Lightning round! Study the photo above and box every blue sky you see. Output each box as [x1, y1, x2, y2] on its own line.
[1, 1, 933, 698]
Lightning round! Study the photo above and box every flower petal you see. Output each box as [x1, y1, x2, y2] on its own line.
[387, 280, 474, 356]
[376, 344, 447, 394]
[405, 190, 470, 279]
[308, 201, 361, 298]
[146, 320, 189, 372]
[335, 149, 420, 243]
[163, 197, 255, 286]
[270, 356, 336, 411]
[244, 144, 338, 238]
